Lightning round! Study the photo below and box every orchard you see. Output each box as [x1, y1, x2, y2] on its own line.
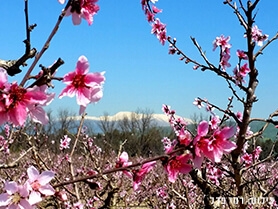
[0, 0, 278, 209]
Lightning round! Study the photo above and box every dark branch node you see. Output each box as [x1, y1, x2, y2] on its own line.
[28, 58, 64, 88]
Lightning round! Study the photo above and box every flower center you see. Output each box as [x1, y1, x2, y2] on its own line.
[170, 159, 182, 169]
[31, 181, 41, 191]
[72, 74, 86, 88]
[7, 84, 26, 109]
[12, 192, 21, 204]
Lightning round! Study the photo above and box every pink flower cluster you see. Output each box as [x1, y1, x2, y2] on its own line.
[241, 142, 262, 167]
[59, 55, 105, 114]
[161, 104, 237, 181]
[233, 63, 250, 85]
[232, 50, 249, 84]
[141, 0, 167, 45]
[164, 153, 192, 183]
[206, 162, 225, 186]
[213, 35, 252, 85]
[116, 152, 156, 190]
[60, 135, 71, 150]
[0, 166, 55, 208]
[58, 0, 99, 25]
[0, 68, 54, 126]
[213, 35, 231, 70]
[248, 25, 269, 47]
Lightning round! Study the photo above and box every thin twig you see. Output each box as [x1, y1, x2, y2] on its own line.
[225, 0, 248, 30]
[20, 1, 71, 86]
[0, 147, 32, 169]
[226, 79, 245, 103]
[68, 112, 87, 201]
[53, 147, 185, 188]
[190, 37, 216, 69]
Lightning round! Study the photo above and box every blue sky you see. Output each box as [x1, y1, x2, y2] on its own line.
[1, 1, 278, 120]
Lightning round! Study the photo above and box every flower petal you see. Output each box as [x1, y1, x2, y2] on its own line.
[37, 171, 55, 185]
[27, 166, 39, 182]
[76, 56, 89, 74]
[197, 121, 209, 136]
[72, 13, 82, 25]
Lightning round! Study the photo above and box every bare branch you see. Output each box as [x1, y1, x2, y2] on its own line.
[226, 79, 245, 103]
[20, 0, 72, 86]
[225, 0, 248, 30]
[197, 97, 242, 125]
[190, 37, 216, 69]
[27, 57, 64, 88]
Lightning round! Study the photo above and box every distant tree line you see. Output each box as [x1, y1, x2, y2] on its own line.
[1, 108, 277, 159]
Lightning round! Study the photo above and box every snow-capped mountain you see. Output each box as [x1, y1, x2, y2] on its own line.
[72, 111, 193, 127]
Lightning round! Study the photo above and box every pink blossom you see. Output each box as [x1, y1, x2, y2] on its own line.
[219, 51, 231, 70]
[157, 29, 167, 45]
[133, 161, 156, 190]
[151, 18, 167, 45]
[239, 63, 250, 77]
[156, 186, 168, 201]
[233, 66, 245, 85]
[146, 9, 155, 22]
[241, 153, 252, 167]
[243, 141, 249, 153]
[0, 68, 9, 94]
[236, 50, 248, 60]
[246, 126, 253, 137]
[60, 135, 71, 150]
[0, 82, 47, 126]
[162, 104, 171, 115]
[59, 55, 105, 114]
[152, 5, 162, 14]
[164, 139, 178, 154]
[213, 36, 231, 70]
[236, 111, 243, 121]
[151, 18, 166, 35]
[165, 154, 192, 183]
[209, 115, 220, 130]
[193, 121, 210, 168]
[206, 126, 237, 163]
[55, 190, 68, 201]
[116, 151, 133, 178]
[161, 137, 172, 153]
[206, 162, 224, 186]
[178, 128, 192, 146]
[193, 98, 204, 109]
[117, 152, 132, 167]
[213, 35, 231, 52]
[26, 166, 55, 205]
[193, 121, 237, 164]
[0, 181, 32, 209]
[252, 146, 262, 160]
[73, 201, 84, 209]
[60, 0, 100, 25]
[250, 25, 268, 46]
[141, 0, 167, 45]
[27, 85, 54, 125]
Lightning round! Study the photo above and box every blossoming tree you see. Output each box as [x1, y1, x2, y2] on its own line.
[0, 0, 278, 209]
